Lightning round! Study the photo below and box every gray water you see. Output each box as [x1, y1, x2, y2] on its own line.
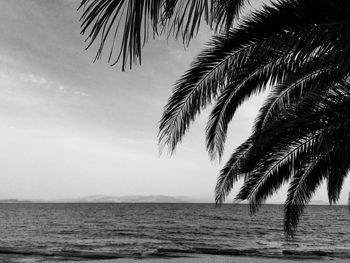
[0, 203, 349, 261]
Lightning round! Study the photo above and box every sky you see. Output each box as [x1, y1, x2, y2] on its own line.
[0, 0, 348, 203]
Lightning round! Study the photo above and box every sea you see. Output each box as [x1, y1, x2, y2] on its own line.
[0, 203, 349, 262]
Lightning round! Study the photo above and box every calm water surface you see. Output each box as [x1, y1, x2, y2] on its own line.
[0, 203, 349, 261]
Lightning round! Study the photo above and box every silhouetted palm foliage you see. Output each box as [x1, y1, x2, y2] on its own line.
[79, 0, 350, 237]
[79, 0, 245, 70]
[159, 0, 350, 236]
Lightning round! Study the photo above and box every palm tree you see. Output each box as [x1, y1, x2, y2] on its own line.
[159, 0, 350, 236]
[79, 0, 350, 236]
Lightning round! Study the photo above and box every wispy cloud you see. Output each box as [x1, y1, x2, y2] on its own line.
[20, 73, 48, 85]
[3, 71, 89, 97]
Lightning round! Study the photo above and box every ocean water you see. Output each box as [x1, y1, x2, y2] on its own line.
[0, 203, 349, 262]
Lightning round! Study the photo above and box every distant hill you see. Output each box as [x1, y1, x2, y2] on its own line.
[0, 196, 339, 205]
[0, 195, 204, 203]
[309, 200, 329, 205]
[53, 195, 203, 203]
[0, 199, 34, 203]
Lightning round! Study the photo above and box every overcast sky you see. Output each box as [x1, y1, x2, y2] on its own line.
[0, 0, 348, 203]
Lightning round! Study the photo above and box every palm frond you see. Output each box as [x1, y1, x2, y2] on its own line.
[210, 0, 246, 31]
[79, 0, 212, 70]
[230, 84, 350, 209]
[327, 162, 349, 205]
[206, 50, 345, 160]
[215, 137, 253, 204]
[159, 0, 350, 154]
[254, 67, 342, 132]
[284, 116, 350, 236]
[237, 134, 318, 213]
[158, 36, 257, 154]
[284, 155, 327, 237]
[164, 0, 210, 44]
[205, 50, 289, 160]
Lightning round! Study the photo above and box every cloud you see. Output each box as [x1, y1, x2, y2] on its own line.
[20, 73, 48, 85]
[2, 70, 89, 98]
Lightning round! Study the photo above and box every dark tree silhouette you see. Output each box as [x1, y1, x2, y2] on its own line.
[79, 0, 350, 236]
[79, 0, 245, 70]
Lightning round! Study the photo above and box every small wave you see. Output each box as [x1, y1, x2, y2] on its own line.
[58, 249, 140, 259]
[0, 247, 139, 260]
[150, 247, 264, 257]
[0, 247, 54, 257]
[282, 249, 350, 258]
[2, 246, 350, 261]
[153, 247, 350, 259]
[155, 248, 195, 254]
[193, 247, 263, 256]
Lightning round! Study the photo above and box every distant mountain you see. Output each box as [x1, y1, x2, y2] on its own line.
[52, 195, 203, 203]
[0, 195, 205, 203]
[0, 196, 338, 205]
[0, 199, 34, 203]
[310, 200, 329, 205]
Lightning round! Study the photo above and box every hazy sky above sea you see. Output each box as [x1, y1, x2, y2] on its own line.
[0, 0, 348, 203]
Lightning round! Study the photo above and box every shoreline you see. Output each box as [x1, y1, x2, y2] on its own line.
[2, 249, 350, 263]
[66, 254, 350, 263]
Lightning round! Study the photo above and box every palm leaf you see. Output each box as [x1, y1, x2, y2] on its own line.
[79, 0, 212, 70]
[284, 117, 350, 236]
[237, 134, 318, 212]
[210, 0, 246, 31]
[215, 137, 253, 204]
[284, 155, 327, 237]
[159, 0, 350, 154]
[206, 50, 345, 160]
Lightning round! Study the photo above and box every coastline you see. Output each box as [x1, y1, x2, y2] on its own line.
[2, 252, 350, 263]
[66, 254, 350, 263]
